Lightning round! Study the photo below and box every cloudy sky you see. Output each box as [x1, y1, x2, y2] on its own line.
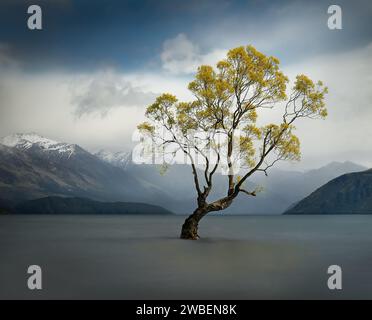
[0, 0, 371, 170]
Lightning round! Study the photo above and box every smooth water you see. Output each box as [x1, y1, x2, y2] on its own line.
[0, 215, 371, 299]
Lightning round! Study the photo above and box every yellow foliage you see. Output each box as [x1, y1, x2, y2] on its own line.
[292, 75, 328, 119]
[137, 122, 155, 134]
[140, 44, 327, 172]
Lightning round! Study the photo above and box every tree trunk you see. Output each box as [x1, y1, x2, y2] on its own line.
[180, 208, 208, 240]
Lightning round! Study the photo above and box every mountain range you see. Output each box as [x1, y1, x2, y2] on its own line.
[0, 133, 170, 207]
[95, 149, 367, 214]
[0, 133, 369, 214]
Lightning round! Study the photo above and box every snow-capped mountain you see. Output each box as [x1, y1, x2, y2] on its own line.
[1, 133, 78, 158]
[0, 133, 171, 207]
[95, 150, 132, 170]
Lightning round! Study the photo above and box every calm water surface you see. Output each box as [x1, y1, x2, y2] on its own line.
[0, 215, 371, 299]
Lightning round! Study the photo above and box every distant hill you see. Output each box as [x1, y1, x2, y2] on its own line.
[0, 207, 11, 214]
[284, 169, 372, 214]
[14, 196, 173, 215]
[0, 198, 14, 214]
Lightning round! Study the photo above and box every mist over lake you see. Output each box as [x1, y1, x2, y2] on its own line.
[0, 214, 371, 299]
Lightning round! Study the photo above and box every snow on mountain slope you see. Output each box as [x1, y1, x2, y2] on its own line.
[0, 133, 173, 207]
[95, 150, 132, 170]
[1, 133, 77, 158]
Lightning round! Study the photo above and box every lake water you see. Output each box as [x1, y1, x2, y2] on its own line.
[0, 214, 371, 299]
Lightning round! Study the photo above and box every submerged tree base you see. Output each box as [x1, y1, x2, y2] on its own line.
[180, 212, 203, 240]
[180, 229, 199, 240]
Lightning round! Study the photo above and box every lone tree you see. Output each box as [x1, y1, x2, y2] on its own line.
[138, 45, 328, 240]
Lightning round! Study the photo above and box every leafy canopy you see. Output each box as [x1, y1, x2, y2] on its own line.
[138, 45, 328, 203]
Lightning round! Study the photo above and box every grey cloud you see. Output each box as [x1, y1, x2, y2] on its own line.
[161, 33, 226, 74]
[188, 0, 372, 65]
[70, 71, 158, 117]
[161, 33, 201, 74]
[0, 43, 20, 70]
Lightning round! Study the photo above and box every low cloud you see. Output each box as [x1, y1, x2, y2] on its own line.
[70, 70, 158, 117]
